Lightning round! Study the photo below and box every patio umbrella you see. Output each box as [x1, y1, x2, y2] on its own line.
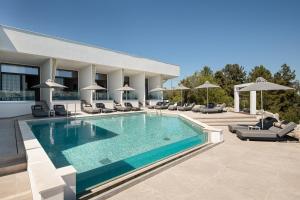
[149, 87, 166, 100]
[116, 84, 135, 101]
[80, 83, 106, 91]
[174, 84, 190, 105]
[239, 77, 294, 128]
[31, 79, 67, 89]
[195, 81, 220, 108]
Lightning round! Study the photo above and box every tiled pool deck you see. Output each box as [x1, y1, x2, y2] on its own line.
[0, 111, 299, 200]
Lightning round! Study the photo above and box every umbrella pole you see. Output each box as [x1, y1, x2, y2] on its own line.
[261, 90, 264, 129]
[181, 90, 183, 106]
[206, 87, 208, 108]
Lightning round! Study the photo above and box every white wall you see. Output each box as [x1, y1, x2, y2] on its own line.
[0, 101, 35, 118]
[107, 69, 123, 103]
[148, 75, 162, 90]
[79, 65, 93, 104]
[0, 25, 179, 77]
[130, 72, 145, 106]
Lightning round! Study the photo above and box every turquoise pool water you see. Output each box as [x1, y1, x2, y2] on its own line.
[28, 113, 207, 194]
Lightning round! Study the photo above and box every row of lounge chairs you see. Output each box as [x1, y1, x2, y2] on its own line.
[148, 101, 226, 113]
[32, 100, 142, 117]
[228, 117, 297, 141]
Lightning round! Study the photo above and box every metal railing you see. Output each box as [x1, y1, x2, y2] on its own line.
[93, 92, 113, 100]
[0, 90, 35, 101]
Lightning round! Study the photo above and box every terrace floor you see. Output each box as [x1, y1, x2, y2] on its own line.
[0, 110, 299, 200]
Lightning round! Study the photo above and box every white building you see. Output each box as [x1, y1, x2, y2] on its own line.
[0, 25, 180, 118]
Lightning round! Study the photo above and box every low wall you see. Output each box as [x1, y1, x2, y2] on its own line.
[0, 101, 35, 118]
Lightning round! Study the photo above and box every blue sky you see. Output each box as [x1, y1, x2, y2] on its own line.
[0, 0, 299, 86]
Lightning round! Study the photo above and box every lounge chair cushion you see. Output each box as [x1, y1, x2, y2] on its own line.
[277, 122, 297, 137]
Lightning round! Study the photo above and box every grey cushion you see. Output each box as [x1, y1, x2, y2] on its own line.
[277, 122, 297, 137]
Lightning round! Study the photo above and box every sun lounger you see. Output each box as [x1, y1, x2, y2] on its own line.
[200, 103, 225, 113]
[95, 103, 115, 113]
[53, 104, 71, 116]
[148, 101, 163, 109]
[81, 100, 100, 114]
[168, 102, 178, 110]
[236, 122, 297, 141]
[228, 117, 278, 133]
[114, 104, 131, 112]
[31, 105, 49, 117]
[192, 105, 205, 112]
[177, 103, 195, 111]
[124, 102, 141, 111]
[155, 102, 171, 109]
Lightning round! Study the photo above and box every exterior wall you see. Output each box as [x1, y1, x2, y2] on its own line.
[130, 72, 145, 106]
[0, 101, 35, 118]
[0, 25, 180, 77]
[107, 69, 123, 104]
[148, 75, 162, 91]
[79, 65, 93, 104]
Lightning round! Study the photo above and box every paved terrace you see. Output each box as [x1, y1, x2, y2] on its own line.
[0, 111, 299, 200]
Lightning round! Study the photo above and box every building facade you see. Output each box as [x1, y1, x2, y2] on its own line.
[0, 25, 180, 118]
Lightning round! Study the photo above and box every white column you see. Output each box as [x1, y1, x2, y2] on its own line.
[234, 86, 240, 112]
[79, 65, 94, 104]
[40, 58, 54, 107]
[250, 91, 256, 115]
[107, 69, 123, 104]
[149, 75, 162, 100]
[130, 72, 146, 106]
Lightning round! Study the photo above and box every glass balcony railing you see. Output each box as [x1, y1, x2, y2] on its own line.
[122, 91, 138, 100]
[148, 92, 163, 100]
[93, 92, 113, 100]
[52, 90, 80, 100]
[0, 90, 35, 101]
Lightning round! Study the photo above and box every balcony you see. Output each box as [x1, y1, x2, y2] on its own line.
[0, 90, 35, 101]
[52, 91, 80, 100]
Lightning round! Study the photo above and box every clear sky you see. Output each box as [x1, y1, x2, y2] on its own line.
[0, 0, 299, 86]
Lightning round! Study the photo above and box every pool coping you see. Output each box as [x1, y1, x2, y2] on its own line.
[18, 111, 223, 200]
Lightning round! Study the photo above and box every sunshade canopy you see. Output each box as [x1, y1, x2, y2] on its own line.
[174, 84, 190, 90]
[195, 81, 220, 89]
[239, 77, 294, 92]
[149, 87, 167, 93]
[81, 83, 106, 90]
[32, 79, 67, 89]
[116, 84, 135, 91]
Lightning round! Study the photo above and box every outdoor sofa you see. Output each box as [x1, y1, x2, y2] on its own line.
[53, 104, 71, 116]
[95, 103, 115, 113]
[168, 102, 178, 110]
[228, 117, 278, 133]
[236, 122, 297, 141]
[31, 105, 49, 117]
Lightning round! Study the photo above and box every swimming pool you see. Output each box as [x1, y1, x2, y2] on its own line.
[28, 113, 207, 194]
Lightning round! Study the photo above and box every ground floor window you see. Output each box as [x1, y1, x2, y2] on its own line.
[53, 69, 79, 100]
[0, 63, 40, 101]
[94, 73, 110, 100]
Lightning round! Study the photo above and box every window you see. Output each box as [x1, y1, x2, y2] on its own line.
[0, 64, 40, 101]
[124, 76, 130, 86]
[94, 73, 109, 100]
[53, 69, 79, 100]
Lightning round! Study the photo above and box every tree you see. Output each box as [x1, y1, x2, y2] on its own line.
[215, 64, 247, 97]
[248, 65, 272, 82]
